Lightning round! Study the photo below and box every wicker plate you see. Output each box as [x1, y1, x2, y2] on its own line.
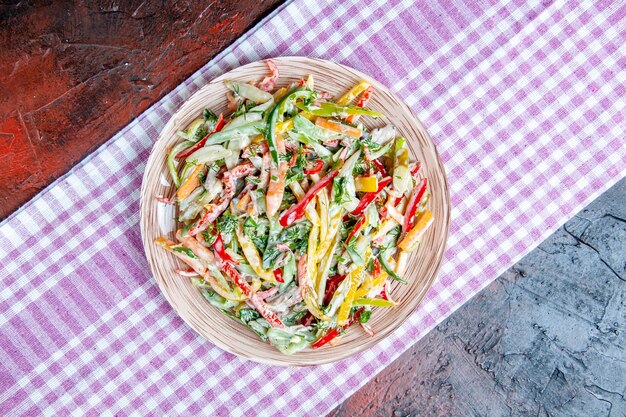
[140, 56, 450, 366]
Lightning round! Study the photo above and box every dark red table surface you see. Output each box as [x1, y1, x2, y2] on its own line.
[0, 0, 283, 220]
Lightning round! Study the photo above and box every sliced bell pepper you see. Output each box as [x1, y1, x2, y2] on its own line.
[402, 178, 428, 233]
[177, 164, 204, 200]
[346, 86, 374, 124]
[304, 159, 324, 175]
[344, 176, 392, 220]
[371, 158, 387, 176]
[176, 113, 225, 159]
[279, 168, 339, 227]
[296, 101, 383, 118]
[346, 215, 367, 244]
[273, 268, 284, 283]
[337, 81, 371, 105]
[312, 307, 364, 349]
[352, 297, 396, 307]
[168, 141, 193, 187]
[337, 264, 365, 325]
[315, 117, 362, 138]
[323, 274, 346, 306]
[354, 176, 378, 192]
[398, 210, 434, 252]
[235, 225, 275, 281]
[213, 232, 238, 265]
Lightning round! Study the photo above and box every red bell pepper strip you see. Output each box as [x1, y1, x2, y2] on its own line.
[312, 328, 341, 349]
[346, 215, 366, 244]
[303, 159, 323, 175]
[273, 268, 284, 283]
[213, 232, 239, 265]
[176, 113, 226, 159]
[323, 274, 346, 305]
[312, 307, 364, 349]
[300, 312, 315, 326]
[372, 258, 381, 277]
[410, 161, 422, 177]
[380, 284, 389, 301]
[371, 158, 387, 176]
[279, 168, 340, 227]
[402, 178, 428, 233]
[344, 176, 392, 220]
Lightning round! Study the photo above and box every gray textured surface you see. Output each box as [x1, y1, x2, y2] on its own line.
[331, 178, 625, 417]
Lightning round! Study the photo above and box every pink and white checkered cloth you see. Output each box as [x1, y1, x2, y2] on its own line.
[1, 0, 624, 415]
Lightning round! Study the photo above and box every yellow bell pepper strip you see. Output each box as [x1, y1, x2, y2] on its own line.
[337, 81, 371, 105]
[275, 119, 294, 134]
[352, 298, 396, 307]
[279, 168, 340, 227]
[393, 137, 410, 194]
[402, 178, 428, 233]
[297, 101, 383, 118]
[298, 254, 329, 320]
[354, 175, 378, 192]
[398, 210, 434, 252]
[307, 225, 320, 287]
[235, 224, 275, 281]
[273, 87, 288, 101]
[337, 264, 365, 325]
[177, 164, 204, 200]
[315, 117, 362, 138]
[355, 271, 388, 299]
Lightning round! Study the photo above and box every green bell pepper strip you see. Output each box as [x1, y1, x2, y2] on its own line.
[168, 141, 194, 187]
[265, 87, 316, 164]
[295, 101, 383, 118]
[202, 121, 265, 147]
[379, 254, 407, 284]
[352, 297, 396, 307]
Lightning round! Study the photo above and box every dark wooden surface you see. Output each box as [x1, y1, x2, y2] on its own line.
[330, 179, 626, 417]
[0, 0, 283, 220]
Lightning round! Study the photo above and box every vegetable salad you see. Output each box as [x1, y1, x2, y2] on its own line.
[156, 60, 433, 354]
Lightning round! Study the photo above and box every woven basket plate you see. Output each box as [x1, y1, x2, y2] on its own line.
[140, 57, 450, 366]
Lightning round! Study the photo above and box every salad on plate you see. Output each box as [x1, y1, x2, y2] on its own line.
[156, 60, 433, 354]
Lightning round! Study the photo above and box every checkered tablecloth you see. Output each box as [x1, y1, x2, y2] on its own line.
[1, 0, 624, 415]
